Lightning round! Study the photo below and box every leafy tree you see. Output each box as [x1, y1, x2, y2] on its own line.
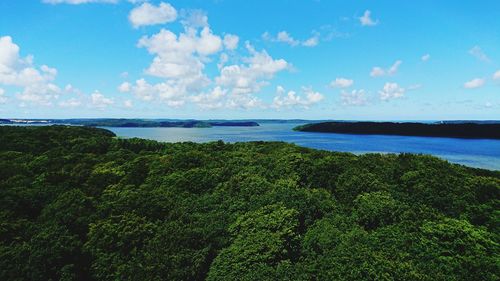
[207, 204, 300, 280]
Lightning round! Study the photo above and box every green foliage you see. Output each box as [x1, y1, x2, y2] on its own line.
[353, 191, 405, 230]
[0, 126, 498, 281]
[207, 204, 300, 281]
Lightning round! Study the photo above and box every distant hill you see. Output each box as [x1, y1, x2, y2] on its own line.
[0, 118, 259, 128]
[294, 121, 500, 139]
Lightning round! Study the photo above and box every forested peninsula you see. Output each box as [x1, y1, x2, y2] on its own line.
[0, 119, 260, 128]
[0, 126, 498, 280]
[294, 121, 500, 139]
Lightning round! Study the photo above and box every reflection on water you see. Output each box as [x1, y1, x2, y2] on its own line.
[105, 122, 500, 171]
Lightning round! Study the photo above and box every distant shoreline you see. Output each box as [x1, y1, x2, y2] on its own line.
[294, 121, 500, 140]
[0, 119, 260, 128]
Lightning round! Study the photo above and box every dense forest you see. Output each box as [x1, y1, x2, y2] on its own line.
[294, 121, 500, 139]
[0, 126, 498, 281]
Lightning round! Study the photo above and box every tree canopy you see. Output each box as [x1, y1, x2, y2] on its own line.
[0, 125, 498, 280]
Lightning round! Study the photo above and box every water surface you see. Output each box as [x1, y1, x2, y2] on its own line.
[105, 121, 500, 171]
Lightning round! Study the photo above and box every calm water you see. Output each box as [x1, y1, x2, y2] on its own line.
[105, 121, 500, 171]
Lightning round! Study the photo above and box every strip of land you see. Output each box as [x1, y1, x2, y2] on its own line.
[294, 121, 500, 139]
[0, 118, 259, 128]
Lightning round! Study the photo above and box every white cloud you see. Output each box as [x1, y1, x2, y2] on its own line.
[190, 86, 227, 109]
[136, 26, 224, 100]
[134, 13, 281, 109]
[388, 60, 402, 75]
[91, 91, 114, 109]
[330, 77, 354, 88]
[302, 34, 319, 47]
[272, 86, 324, 109]
[493, 70, 500, 80]
[118, 81, 131, 92]
[217, 53, 229, 70]
[17, 83, 62, 106]
[263, 31, 320, 47]
[303, 87, 324, 104]
[421, 54, 430, 62]
[0, 36, 64, 106]
[1, 36, 112, 110]
[0, 88, 6, 104]
[370, 60, 402, 77]
[379, 82, 405, 101]
[216, 42, 288, 96]
[276, 31, 300, 46]
[131, 12, 287, 110]
[359, 10, 378, 26]
[126, 78, 187, 106]
[341, 89, 368, 106]
[43, 0, 117, 4]
[464, 78, 485, 89]
[123, 100, 133, 108]
[223, 34, 239, 50]
[129, 2, 178, 28]
[59, 98, 82, 108]
[370, 67, 385, 77]
[469, 46, 490, 62]
[180, 9, 208, 28]
[138, 27, 222, 79]
[226, 95, 263, 109]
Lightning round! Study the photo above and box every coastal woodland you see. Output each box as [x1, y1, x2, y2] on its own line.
[0, 126, 498, 280]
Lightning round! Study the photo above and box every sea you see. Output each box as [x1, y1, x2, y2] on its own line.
[104, 121, 500, 171]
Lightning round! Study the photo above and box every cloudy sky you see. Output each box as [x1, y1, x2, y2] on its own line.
[0, 0, 499, 120]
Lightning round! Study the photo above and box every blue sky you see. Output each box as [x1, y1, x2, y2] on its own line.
[0, 0, 499, 120]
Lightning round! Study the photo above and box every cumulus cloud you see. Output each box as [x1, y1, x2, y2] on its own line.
[468, 46, 490, 63]
[341, 89, 368, 106]
[223, 34, 239, 50]
[421, 54, 431, 62]
[127, 10, 287, 109]
[91, 91, 114, 109]
[379, 82, 405, 101]
[0, 88, 6, 104]
[136, 26, 225, 102]
[302, 35, 319, 47]
[129, 2, 177, 28]
[464, 78, 485, 89]
[58, 98, 82, 108]
[370, 67, 385, 78]
[190, 86, 227, 109]
[359, 10, 378, 26]
[330, 77, 354, 88]
[43, 0, 117, 4]
[118, 81, 131, 92]
[272, 86, 324, 109]
[123, 100, 133, 108]
[262, 31, 320, 47]
[0, 35, 114, 110]
[216, 42, 289, 96]
[180, 9, 208, 28]
[225, 95, 263, 110]
[276, 31, 299, 46]
[138, 27, 223, 76]
[370, 60, 402, 77]
[0, 36, 63, 106]
[124, 78, 187, 107]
